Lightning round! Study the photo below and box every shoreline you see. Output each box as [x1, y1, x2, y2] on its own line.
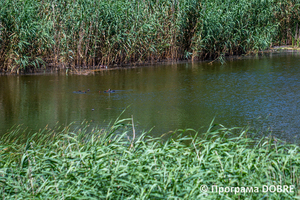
[1, 46, 300, 75]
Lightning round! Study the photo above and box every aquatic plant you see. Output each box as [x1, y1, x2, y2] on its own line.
[0, 119, 299, 199]
[0, 0, 299, 72]
[274, 0, 300, 47]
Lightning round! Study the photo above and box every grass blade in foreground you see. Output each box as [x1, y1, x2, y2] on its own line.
[0, 120, 299, 199]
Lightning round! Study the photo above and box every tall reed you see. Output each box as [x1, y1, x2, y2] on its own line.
[0, 0, 299, 73]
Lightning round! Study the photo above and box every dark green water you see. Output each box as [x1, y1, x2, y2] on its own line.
[1, 52, 300, 142]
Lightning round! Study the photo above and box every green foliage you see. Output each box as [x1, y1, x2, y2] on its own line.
[0, 120, 299, 199]
[0, 0, 299, 72]
[0, 0, 51, 71]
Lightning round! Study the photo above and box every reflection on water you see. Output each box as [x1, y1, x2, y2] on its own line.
[1, 52, 300, 142]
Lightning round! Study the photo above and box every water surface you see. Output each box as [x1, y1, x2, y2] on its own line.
[1, 52, 300, 142]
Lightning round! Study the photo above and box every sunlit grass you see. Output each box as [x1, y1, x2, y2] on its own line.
[0, 118, 299, 199]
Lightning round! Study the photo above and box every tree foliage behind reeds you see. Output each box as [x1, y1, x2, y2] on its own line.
[0, 120, 300, 199]
[0, 0, 299, 72]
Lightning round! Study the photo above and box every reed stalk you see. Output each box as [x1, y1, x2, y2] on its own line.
[0, 0, 299, 72]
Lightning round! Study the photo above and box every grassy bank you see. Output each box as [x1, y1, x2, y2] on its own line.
[0, 119, 299, 199]
[0, 0, 299, 73]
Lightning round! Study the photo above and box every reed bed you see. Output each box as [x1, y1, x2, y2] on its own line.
[0, 119, 299, 199]
[0, 0, 299, 72]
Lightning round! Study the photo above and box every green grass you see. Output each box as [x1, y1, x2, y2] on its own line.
[0, 0, 299, 72]
[0, 119, 299, 199]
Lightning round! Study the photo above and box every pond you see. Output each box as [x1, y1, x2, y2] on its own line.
[1, 51, 300, 142]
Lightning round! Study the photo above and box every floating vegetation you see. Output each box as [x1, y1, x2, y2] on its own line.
[0, 119, 299, 199]
[0, 0, 299, 72]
